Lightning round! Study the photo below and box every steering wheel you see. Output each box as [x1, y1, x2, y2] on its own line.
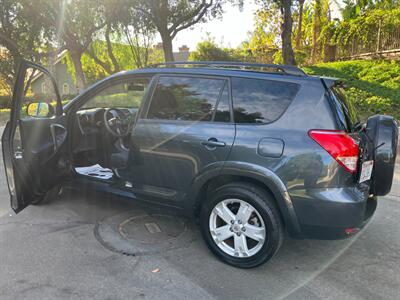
[103, 108, 132, 137]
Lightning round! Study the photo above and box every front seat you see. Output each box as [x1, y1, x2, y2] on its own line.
[111, 89, 178, 176]
[111, 151, 129, 169]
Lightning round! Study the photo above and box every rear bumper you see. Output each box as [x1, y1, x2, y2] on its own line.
[290, 184, 377, 239]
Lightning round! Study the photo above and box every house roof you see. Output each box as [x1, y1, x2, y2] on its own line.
[31, 50, 68, 84]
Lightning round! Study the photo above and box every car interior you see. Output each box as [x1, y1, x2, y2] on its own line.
[71, 77, 151, 181]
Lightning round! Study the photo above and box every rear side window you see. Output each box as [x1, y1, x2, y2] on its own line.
[231, 77, 300, 124]
[330, 85, 359, 131]
[147, 76, 226, 122]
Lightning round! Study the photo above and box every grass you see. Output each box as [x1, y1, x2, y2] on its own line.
[304, 60, 400, 121]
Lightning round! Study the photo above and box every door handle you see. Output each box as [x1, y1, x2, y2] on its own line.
[50, 123, 67, 153]
[201, 138, 226, 149]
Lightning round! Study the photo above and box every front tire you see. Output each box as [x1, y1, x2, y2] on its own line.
[200, 182, 284, 268]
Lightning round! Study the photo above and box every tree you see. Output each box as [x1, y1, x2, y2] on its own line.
[113, 0, 160, 68]
[280, 0, 296, 65]
[310, 0, 332, 62]
[129, 0, 225, 62]
[84, 0, 163, 73]
[311, 0, 322, 62]
[258, 0, 296, 65]
[0, 0, 49, 99]
[189, 39, 236, 61]
[38, 0, 106, 91]
[85, 0, 149, 73]
[71, 40, 164, 84]
[295, 0, 305, 49]
[245, 8, 281, 63]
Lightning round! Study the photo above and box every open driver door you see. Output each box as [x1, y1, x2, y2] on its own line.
[2, 60, 70, 213]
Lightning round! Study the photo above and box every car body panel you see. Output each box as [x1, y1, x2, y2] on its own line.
[128, 119, 236, 205]
[63, 66, 375, 239]
[5, 62, 387, 240]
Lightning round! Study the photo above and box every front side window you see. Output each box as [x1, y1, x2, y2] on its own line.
[82, 77, 151, 109]
[231, 77, 300, 124]
[22, 67, 59, 119]
[146, 76, 227, 122]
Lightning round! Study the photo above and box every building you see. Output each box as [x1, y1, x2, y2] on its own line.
[31, 51, 78, 98]
[153, 43, 191, 61]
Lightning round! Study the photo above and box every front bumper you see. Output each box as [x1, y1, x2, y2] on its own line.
[290, 184, 377, 239]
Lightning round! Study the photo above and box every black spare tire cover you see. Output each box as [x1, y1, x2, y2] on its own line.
[365, 115, 398, 196]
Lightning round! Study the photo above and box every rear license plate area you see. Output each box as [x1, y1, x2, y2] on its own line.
[359, 160, 374, 183]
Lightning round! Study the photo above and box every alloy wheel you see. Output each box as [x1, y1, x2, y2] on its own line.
[209, 199, 266, 258]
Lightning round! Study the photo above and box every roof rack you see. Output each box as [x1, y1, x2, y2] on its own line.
[148, 61, 307, 77]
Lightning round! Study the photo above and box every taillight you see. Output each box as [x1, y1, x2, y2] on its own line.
[309, 130, 359, 173]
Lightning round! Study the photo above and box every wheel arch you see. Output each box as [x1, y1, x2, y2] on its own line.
[187, 161, 303, 238]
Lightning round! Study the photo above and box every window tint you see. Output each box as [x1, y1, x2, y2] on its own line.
[147, 76, 225, 122]
[330, 85, 359, 131]
[82, 77, 150, 109]
[214, 83, 231, 122]
[231, 78, 300, 124]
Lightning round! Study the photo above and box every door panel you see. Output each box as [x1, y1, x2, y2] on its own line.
[2, 60, 69, 213]
[126, 75, 235, 205]
[18, 116, 69, 191]
[129, 120, 235, 204]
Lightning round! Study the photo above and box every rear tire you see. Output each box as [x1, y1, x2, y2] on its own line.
[200, 182, 284, 268]
[32, 185, 63, 205]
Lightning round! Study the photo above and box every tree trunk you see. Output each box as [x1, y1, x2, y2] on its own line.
[105, 24, 120, 72]
[311, 0, 321, 63]
[295, 0, 304, 49]
[70, 50, 86, 92]
[281, 0, 296, 65]
[160, 31, 175, 62]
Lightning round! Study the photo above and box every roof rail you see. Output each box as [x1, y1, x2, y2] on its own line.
[148, 61, 308, 77]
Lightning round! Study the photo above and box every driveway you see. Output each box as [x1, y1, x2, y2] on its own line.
[0, 131, 399, 299]
[0, 125, 9, 217]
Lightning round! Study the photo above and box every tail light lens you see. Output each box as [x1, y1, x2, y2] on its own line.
[309, 130, 359, 173]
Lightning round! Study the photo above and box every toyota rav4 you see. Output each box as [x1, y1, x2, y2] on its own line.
[2, 60, 398, 268]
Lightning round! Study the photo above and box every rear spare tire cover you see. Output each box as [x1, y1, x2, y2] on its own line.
[366, 115, 398, 196]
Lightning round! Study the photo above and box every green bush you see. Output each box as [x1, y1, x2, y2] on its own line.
[273, 50, 308, 66]
[304, 60, 400, 120]
[189, 40, 236, 62]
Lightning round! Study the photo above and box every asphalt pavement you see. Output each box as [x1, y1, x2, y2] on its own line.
[0, 124, 399, 299]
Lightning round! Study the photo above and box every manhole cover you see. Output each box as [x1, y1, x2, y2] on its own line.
[118, 215, 186, 244]
[94, 210, 197, 256]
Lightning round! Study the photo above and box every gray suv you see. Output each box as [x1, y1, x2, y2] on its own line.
[2, 61, 398, 268]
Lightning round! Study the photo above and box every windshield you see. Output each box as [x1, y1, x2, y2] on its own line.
[330, 85, 359, 131]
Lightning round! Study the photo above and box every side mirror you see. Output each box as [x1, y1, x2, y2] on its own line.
[26, 102, 55, 118]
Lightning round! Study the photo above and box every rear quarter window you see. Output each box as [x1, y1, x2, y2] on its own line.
[231, 77, 300, 124]
[330, 85, 359, 131]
